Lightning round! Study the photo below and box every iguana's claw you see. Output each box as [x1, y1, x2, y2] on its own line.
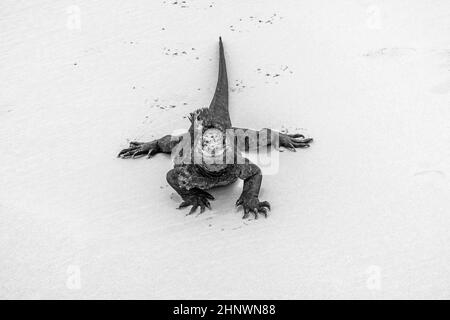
[129, 141, 144, 146]
[178, 189, 214, 215]
[287, 133, 305, 139]
[279, 133, 313, 151]
[147, 149, 158, 158]
[117, 141, 158, 159]
[236, 196, 270, 219]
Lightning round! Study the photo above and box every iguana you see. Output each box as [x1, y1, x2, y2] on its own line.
[118, 37, 313, 218]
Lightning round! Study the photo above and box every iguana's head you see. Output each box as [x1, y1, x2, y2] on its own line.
[188, 107, 230, 132]
[188, 108, 232, 171]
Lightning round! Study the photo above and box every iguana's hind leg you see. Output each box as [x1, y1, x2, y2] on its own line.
[166, 167, 215, 215]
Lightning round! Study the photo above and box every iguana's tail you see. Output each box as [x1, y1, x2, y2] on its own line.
[208, 37, 231, 128]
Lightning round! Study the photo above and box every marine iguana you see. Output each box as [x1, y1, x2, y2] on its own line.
[118, 37, 313, 218]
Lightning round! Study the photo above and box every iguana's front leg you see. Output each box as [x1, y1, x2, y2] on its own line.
[166, 167, 215, 215]
[118, 135, 182, 159]
[232, 127, 313, 151]
[236, 162, 271, 219]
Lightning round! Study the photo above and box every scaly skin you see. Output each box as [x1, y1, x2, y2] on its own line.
[118, 37, 313, 218]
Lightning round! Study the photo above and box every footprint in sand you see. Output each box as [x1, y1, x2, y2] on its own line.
[363, 47, 417, 58]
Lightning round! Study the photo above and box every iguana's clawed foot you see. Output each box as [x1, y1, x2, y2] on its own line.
[178, 189, 215, 215]
[279, 133, 313, 151]
[236, 196, 271, 219]
[117, 141, 159, 159]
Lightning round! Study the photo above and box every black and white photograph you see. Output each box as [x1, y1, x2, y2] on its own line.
[1, 0, 449, 303]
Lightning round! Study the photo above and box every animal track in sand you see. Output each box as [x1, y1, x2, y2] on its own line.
[146, 98, 190, 111]
[141, 98, 192, 124]
[256, 65, 293, 84]
[163, 47, 200, 60]
[163, 0, 189, 8]
[229, 13, 283, 32]
[230, 79, 251, 93]
[362, 47, 417, 58]
[162, 0, 215, 9]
